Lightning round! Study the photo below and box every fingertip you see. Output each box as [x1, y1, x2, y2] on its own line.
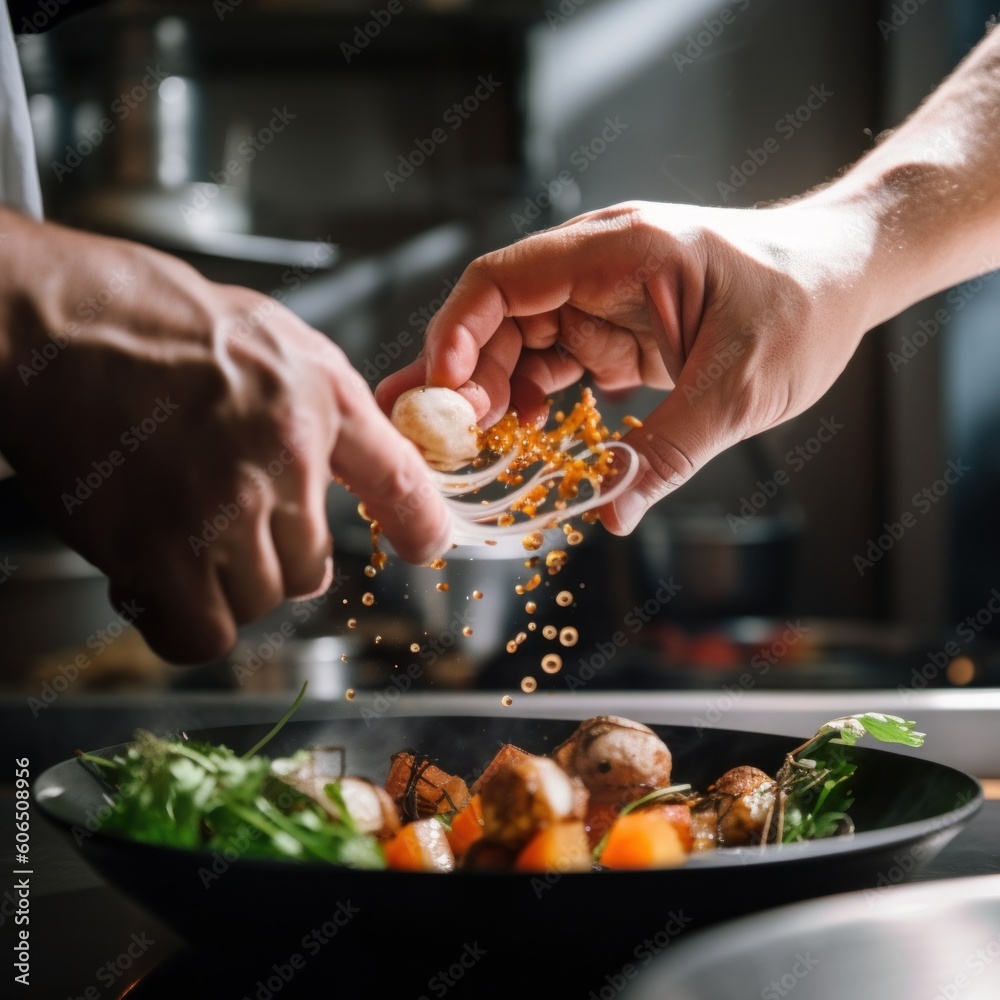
[375, 362, 427, 416]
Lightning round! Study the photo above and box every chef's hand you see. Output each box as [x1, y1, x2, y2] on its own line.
[378, 198, 881, 534]
[0, 209, 452, 663]
[379, 25, 1000, 534]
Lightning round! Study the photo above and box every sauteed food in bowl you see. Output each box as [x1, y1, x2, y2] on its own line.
[75, 701, 925, 873]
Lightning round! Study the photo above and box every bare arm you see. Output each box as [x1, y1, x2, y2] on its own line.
[378, 25, 1000, 533]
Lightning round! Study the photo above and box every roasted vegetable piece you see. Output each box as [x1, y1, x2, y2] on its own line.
[273, 751, 401, 839]
[480, 754, 588, 850]
[711, 765, 776, 846]
[515, 821, 592, 873]
[583, 802, 621, 850]
[470, 743, 531, 796]
[336, 778, 401, 839]
[384, 752, 470, 820]
[637, 802, 693, 853]
[552, 716, 673, 805]
[383, 817, 456, 872]
[599, 810, 687, 869]
[446, 794, 485, 860]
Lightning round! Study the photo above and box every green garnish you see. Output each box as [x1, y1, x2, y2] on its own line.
[774, 714, 925, 844]
[80, 682, 385, 868]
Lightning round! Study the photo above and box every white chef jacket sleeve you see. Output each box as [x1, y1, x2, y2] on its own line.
[0, 0, 44, 479]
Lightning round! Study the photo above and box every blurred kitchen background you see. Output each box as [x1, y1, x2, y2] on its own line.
[2, 0, 1000, 755]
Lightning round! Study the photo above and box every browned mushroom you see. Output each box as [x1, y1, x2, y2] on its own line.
[711, 765, 776, 846]
[551, 716, 673, 806]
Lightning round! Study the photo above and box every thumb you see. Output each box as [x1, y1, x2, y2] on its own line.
[601, 376, 742, 535]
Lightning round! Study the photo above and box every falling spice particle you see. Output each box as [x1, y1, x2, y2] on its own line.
[345, 689, 356, 701]
[472, 590, 484, 600]
[409, 642, 421, 653]
[516, 631, 527, 644]
[542, 625, 557, 639]
[374, 635, 382, 644]
[340, 653, 348, 663]
[566, 531, 584, 546]
[622, 415, 644, 429]
[524, 573, 542, 592]
[506, 640, 518, 654]
[524, 557, 540, 568]
[559, 626, 579, 647]
[436, 582, 450, 592]
[372, 551, 387, 570]
[527, 622, 537, 631]
[520, 676, 537, 693]
[361, 592, 375, 606]
[541, 653, 562, 674]
[525, 601, 537, 614]
[501, 695, 513, 707]
[555, 591, 573, 607]
[462, 626, 474, 637]
[364, 565, 376, 578]
[522, 530, 545, 551]
[545, 549, 568, 573]
[430, 557, 447, 570]
[347, 618, 358, 629]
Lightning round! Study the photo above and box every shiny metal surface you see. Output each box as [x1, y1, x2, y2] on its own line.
[631, 874, 1000, 1000]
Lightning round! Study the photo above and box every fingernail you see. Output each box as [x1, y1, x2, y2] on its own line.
[610, 491, 647, 535]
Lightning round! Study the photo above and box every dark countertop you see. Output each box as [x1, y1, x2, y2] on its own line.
[3, 792, 997, 1000]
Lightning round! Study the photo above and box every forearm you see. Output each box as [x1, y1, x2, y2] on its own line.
[807, 24, 1000, 329]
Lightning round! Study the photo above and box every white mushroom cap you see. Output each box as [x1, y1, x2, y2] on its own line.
[390, 386, 480, 472]
[551, 715, 673, 805]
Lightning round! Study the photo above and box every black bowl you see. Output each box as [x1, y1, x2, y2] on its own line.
[35, 716, 981, 977]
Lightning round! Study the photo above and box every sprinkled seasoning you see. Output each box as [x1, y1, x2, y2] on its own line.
[429, 557, 447, 570]
[501, 695, 513, 707]
[347, 618, 358, 629]
[436, 582, 450, 592]
[345, 689, 356, 701]
[523, 574, 542, 592]
[542, 625, 558, 640]
[545, 549, 568, 573]
[364, 565, 376, 578]
[472, 590, 484, 600]
[541, 654, 562, 674]
[520, 676, 537, 693]
[525, 601, 537, 614]
[462, 626, 474, 637]
[555, 591, 573, 607]
[522, 530, 545, 551]
[506, 640, 518, 654]
[559, 626, 579, 647]
[361, 592, 375, 606]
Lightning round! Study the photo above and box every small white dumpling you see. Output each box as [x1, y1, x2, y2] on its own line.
[390, 386, 480, 472]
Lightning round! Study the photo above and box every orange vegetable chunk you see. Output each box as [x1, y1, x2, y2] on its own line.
[599, 810, 687, 870]
[446, 794, 485, 859]
[515, 821, 591, 873]
[383, 818, 455, 872]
